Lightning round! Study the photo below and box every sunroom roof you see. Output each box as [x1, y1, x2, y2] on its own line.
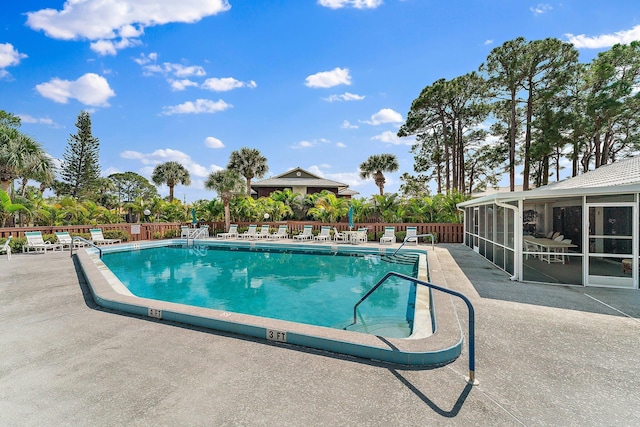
[459, 156, 640, 207]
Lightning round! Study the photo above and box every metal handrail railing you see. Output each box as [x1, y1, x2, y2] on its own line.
[392, 233, 435, 256]
[351, 271, 477, 384]
[70, 236, 102, 258]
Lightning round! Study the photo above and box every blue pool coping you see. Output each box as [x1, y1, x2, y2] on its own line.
[76, 239, 464, 368]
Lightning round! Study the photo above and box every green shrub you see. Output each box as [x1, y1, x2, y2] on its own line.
[153, 232, 163, 239]
[104, 229, 129, 242]
[164, 229, 179, 238]
[1, 236, 25, 253]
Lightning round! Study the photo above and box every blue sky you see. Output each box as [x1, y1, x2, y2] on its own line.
[1, 1, 639, 202]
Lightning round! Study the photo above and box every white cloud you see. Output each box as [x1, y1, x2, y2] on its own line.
[133, 52, 158, 65]
[305, 67, 351, 88]
[567, 24, 640, 49]
[161, 99, 232, 115]
[323, 92, 365, 102]
[292, 140, 315, 149]
[336, 142, 347, 148]
[204, 136, 225, 148]
[18, 114, 60, 127]
[35, 73, 115, 106]
[308, 165, 365, 187]
[0, 43, 27, 68]
[170, 79, 199, 91]
[0, 43, 27, 78]
[318, 0, 383, 9]
[90, 37, 141, 55]
[202, 77, 257, 91]
[363, 108, 403, 125]
[291, 138, 330, 149]
[341, 120, 358, 129]
[138, 60, 206, 78]
[484, 39, 494, 46]
[26, 0, 231, 55]
[372, 130, 413, 146]
[121, 148, 222, 178]
[530, 3, 552, 15]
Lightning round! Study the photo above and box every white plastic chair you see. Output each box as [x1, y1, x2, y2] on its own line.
[24, 231, 64, 253]
[217, 224, 238, 239]
[333, 227, 348, 243]
[352, 228, 368, 244]
[269, 225, 289, 239]
[0, 236, 12, 260]
[240, 225, 258, 239]
[405, 227, 418, 245]
[293, 225, 313, 241]
[90, 229, 121, 245]
[379, 227, 396, 245]
[314, 226, 331, 242]
[256, 225, 271, 239]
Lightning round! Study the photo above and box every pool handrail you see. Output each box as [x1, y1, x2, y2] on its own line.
[351, 271, 477, 384]
[392, 233, 435, 256]
[70, 236, 102, 258]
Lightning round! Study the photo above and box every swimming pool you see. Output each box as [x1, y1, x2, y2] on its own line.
[100, 245, 419, 337]
[77, 239, 464, 367]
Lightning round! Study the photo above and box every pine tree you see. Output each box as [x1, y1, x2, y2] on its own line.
[60, 111, 101, 199]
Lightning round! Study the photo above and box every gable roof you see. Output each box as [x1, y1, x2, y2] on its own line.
[251, 167, 350, 188]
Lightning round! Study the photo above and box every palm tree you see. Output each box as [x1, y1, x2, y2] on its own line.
[151, 161, 191, 202]
[308, 192, 348, 223]
[0, 189, 27, 227]
[0, 126, 55, 194]
[227, 147, 269, 196]
[359, 154, 399, 196]
[205, 169, 245, 231]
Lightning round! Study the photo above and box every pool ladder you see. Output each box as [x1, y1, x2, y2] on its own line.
[392, 233, 436, 256]
[70, 236, 103, 258]
[349, 271, 477, 385]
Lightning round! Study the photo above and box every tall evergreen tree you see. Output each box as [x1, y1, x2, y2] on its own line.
[60, 111, 101, 199]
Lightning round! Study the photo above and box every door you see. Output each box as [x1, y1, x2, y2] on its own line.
[586, 203, 636, 288]
[473, 207, 479, 253]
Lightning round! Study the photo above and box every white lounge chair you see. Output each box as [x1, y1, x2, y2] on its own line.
[380, 226, 396, 245]
[1, 236, 12, 260]
[256, 224, 271, 239]
[269, 225, 289, 239]
[314, 226, 331, 242]
[24, 231, 63, 253]
[333, 227, 348, 243]
[89, 229, 121, 245]
[55, 231, 85, 250]
[352, 228, 368, 244]
[405, 227, 418, 245]
[217, 224, 238, 239]
[240, 225, 258, 239]
[293, 225, 313, 241]
[180, 226, 190, 238]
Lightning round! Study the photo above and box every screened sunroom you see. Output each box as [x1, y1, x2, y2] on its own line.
[458, 157, 640, 289]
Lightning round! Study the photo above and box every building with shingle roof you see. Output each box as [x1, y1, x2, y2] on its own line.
[251, 167, 357, 199]
[458, 156, 640, 290]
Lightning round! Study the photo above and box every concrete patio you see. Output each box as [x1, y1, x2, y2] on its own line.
[1, 243, 638, 426]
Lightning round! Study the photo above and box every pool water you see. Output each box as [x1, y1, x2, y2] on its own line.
[101, 245, 419, 337]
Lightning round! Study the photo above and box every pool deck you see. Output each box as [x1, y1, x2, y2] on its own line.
[1, 242, 639, 425]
